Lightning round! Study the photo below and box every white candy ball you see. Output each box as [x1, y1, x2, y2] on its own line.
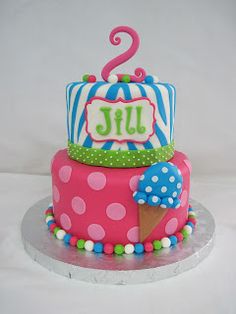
[48, 203, 53, 208]
[45, 215, 54, 223]
[124, 243, 134, 254]
[153, 75, 159, 83]
[56, 229, 66, 240]
[161, 237, 171, 248]
[84, 240, 94, 252]
[108, 74, 118, 83]
[183, 225, 193, 235]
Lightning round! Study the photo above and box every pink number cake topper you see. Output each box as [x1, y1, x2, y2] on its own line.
[101, 26, 146, 83]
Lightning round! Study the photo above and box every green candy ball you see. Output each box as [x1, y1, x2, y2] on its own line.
[121, 75, 131, 83]
[114, 244, 124, 255]
[181, 229, 189, 239]
[82, 74, 89, 82]
[46, 213, 53, 218]
[53, 227, 60, 235]
[153, 240, 162, 250]
[77, 239, 85, 249]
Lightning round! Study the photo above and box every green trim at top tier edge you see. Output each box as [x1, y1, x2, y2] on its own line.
[67, 141, 175, 168]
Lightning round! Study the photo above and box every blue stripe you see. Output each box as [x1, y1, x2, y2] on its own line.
[137, 84, 167, 146]
[154, 124, 168, 146]
[66, 82, 80, 140]
[159, 83, 175, 141]
[101, 141, 113, 149]
[169, 84, 176, 116]
[136, 83, 147, 97]
[70, 83, 88, 142]
[106, 83, 123, 100]
[78, 82, 107, 146]
[143, 141, 154, 149]
[127, 142, 137, 150]
[150, 84, 167, 125]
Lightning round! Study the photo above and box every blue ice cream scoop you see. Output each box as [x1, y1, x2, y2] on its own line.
[133, 162, 183, 209]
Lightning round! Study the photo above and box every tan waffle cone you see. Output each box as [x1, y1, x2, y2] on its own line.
[138, 204, 168, 242]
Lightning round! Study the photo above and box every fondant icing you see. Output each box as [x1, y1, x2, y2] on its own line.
[51, 149, 191, 245]
[47, 25, 195, 256]
[66, 82, 176, 165]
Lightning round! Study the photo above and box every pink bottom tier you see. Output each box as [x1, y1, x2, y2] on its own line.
[51, 149, 191, 245]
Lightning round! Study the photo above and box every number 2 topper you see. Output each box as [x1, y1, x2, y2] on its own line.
[101, 26, 146, 83]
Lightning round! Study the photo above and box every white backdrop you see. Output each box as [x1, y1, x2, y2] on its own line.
[0, 0, 236, 175]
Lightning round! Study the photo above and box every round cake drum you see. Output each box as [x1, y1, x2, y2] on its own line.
[21, 197, 215, 284]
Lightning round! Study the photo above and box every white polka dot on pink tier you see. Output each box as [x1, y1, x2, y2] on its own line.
[87, 224, 105, 241]
[60, 213, 71, 230]
[165, 218, 178, 235]
[106, 203, 126, 221]
[180, 190, 188, 208]
[53, 185, 60, 203]
[71, 196, 86, 215]
[129, 175, 140, 192]
[87, 172, 106, 191]
[59, 165, 72, 183]
[127, 226, 139, 243]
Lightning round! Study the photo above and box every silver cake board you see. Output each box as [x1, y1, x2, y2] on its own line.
[21, 197, 215, 285]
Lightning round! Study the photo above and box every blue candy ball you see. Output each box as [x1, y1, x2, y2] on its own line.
[144, 75, 154, 84]
[187, 222, 194, 229]
[94, 242, 104, 253]
[63, 233, 72, 244]
[169, 235, 178, 246]
[134, 243, 144, 254]
[47, 220, 55, 227]
[188, 207, 193, 212]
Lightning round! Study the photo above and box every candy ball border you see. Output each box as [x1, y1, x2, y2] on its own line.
[45, 205, 197, 255]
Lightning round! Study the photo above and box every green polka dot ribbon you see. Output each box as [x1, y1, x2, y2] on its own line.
[68, 141, 174, 168]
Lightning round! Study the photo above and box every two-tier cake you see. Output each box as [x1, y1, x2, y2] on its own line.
[45, 26, 196, 255]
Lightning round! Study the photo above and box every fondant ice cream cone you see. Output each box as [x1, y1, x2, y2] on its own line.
[138, 204, 168, 242]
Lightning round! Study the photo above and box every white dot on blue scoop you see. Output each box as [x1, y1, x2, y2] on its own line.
[169, 176, 175, 183]
[168, 197, 174, 204]
[161, 186, 167, 193]
[145, 186, 152, 193]
[161, 167, 168, 173]
[151, 176, 158, 183]
[138, 199, 145, 204]
[177, 183, 182, 189]
[152, 196, 158, 203]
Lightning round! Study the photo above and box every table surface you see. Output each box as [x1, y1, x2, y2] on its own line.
[0, 173, 235, 314]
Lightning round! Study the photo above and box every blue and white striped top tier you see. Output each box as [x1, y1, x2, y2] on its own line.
[66, 82, 176, 152]
[66, 82, 176, 168]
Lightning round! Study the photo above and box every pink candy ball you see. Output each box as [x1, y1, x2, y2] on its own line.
[49, 223, 57, 232]
[175, 232, 184, 242]
[45, 209, 53, 215]
[104, 243, 114, 255]
[70, 236, 78, 247]
[88, 75, 96, 83]
[188, 217, 196, 225]
[144, 242, 153, 252]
